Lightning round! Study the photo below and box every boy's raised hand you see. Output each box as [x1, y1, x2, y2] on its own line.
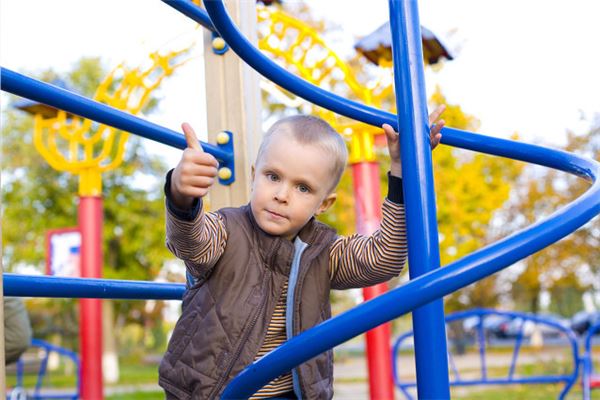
[428, 104, 445, 149]
[381, 104, 446, 178]
[170, 122, 219, 209]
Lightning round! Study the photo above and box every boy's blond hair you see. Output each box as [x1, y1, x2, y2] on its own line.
[256, 115, 348, 192]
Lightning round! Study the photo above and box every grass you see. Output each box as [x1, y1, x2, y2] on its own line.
[106, 391, 164, 400]
[451, 384, 600, 399]
[5, 360, 159, 390]
[7, 350, 600, 399]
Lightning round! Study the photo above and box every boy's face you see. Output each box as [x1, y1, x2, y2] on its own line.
[250, 132, 337, 240]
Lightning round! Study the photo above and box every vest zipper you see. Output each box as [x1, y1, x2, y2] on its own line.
[287, 238, 309, 399]
[212, 269, 272, 399]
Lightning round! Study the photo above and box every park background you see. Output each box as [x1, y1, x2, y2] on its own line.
[1, 0, 599, 398]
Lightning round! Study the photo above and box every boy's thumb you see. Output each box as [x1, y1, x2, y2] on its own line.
[182, 122, 203, 151]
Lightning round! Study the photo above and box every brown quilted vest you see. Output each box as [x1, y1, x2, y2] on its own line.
[159, 204, 338, 399]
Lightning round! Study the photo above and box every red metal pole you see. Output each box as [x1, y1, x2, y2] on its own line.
[351, 161, 395, 400]
[78, 196, 104, 399]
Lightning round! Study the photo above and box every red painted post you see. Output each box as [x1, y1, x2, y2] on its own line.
[351, 161, 395, 400]
[78, 196, 104, 399]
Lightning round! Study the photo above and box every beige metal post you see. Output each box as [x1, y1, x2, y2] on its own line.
[203, 0, 262, 209]
[1, 226, 5, 392]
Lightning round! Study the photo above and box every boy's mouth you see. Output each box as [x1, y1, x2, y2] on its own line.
[266, 209, 286, 219]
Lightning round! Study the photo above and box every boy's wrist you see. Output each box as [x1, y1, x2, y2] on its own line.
[165, 169, 202, 221]
[390, 162, 402, 178]
[387, 172, 404, 204]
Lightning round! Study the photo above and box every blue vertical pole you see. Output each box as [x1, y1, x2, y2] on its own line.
[388, 1, 451, 398]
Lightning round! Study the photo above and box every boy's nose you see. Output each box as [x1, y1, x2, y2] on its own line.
[274, 186, 289, 203]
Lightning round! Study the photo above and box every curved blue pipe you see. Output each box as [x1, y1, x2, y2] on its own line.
[393, 309, 580, 399]
[188, 0, 397, 131]
[0, 68, 233, 164]
[3, 273, 185, 300]
[162, 0, 215, 32]
[194, 1, 600, 397]
[582, 322, 600, 400]
[222, 162, 598, 398]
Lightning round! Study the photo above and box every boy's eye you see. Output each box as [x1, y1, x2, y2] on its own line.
[266, 173, 279, 182]
[298, 184, 310, 193]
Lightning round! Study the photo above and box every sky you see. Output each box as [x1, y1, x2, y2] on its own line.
[2, 0, 599, 169]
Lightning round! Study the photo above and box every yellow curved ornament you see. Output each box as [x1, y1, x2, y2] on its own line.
[33, 47, 191, 196]
[257, 5, 395, 164]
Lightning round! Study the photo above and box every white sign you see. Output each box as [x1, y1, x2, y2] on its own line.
[47, 229, 81, 277]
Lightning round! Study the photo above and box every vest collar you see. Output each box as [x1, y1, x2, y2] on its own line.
[241, 204, 334, 276]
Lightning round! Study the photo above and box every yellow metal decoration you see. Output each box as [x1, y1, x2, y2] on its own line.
[33, 48, 190, 196]
[256, 5, 395, 164]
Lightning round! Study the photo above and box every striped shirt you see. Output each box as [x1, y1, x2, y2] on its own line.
[166, 198, 407, 398]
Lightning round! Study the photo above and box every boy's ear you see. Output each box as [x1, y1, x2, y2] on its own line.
[251, 165, 255, 182]
[315, 193, 337, 216]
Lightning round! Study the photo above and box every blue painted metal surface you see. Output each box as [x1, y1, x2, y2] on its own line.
[216, 130, 235, 185]
[193, 0, 600, 397]
[193, 0, 398, 130]
[0, 67, 234, 170]
[387, 1, 449, 397]
[582, 322, 600, 400]
[162, 0, 216, 32]
[0, 1, 598, 399]
[393, 309, 580, 399]
[3, 273, 185, 300]
[14, 339, 80, 400]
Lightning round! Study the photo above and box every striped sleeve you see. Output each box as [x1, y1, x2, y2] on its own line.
[329, 199, 407, 290]
[165, 200, 227, 280]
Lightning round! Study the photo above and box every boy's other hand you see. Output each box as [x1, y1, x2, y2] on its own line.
[429, 104, 445, 149]
[381, 105, 446, 178]
[170, 122, 219, 209]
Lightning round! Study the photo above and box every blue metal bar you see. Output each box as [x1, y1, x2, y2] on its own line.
[17, 339, 80, 400]
[388, 1, 449, 397]
[0, 68, 233, 164]
[583, 322, 600, 400]
[197, 0, 600, 396]
[36, 346, 50, 395]
[223, 170, 597, 398]
[478, 315, 487, 380]
[448, 350, 460, 381]
[394, 309, 580, 399]
[391, 331, 415, 400]
[200, 0, 399, 129]
[507, 318, 524, 379]
[3, 273, 185, 300]
[199, 0, 597, 182]
[162, 0, 216, 32]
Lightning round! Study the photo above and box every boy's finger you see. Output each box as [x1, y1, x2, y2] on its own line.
[382, 123, 398, 141]
[182, 122, 203, 152]
[429, 104, 446, 124]
[430, 119, 445, 136]
[431, 133, 442, 149]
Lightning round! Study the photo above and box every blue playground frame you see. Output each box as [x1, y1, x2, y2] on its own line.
[582, 322, 600, 400]
[393, 309, 580, 399]
[11, 339, 80, 400]
[2, 1, 600, 398]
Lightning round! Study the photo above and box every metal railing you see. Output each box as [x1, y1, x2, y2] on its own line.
[582, 322, 600, 400]
[2, 0, 599, 398]
[393, 309, 580, 399]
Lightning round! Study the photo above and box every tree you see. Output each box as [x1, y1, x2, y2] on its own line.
[498, 118, 599, 315]
[1, 58, 175, 351]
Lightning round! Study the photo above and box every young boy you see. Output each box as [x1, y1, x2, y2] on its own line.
[159, 109, 445, 399]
